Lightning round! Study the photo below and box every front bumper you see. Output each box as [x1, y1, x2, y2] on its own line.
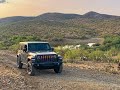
[32, 61, 62, 69]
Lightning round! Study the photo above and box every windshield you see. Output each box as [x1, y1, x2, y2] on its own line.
[28, 43, 51, 52]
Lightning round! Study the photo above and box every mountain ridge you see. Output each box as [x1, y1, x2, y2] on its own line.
[0, 11, 120, 24]
[83, 11, 120, 19]
[0, 11, 120, 42]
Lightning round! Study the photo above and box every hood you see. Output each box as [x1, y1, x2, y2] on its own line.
[28, 51, 57, 56]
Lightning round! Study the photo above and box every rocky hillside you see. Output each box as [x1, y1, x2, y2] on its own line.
[0, 11, 120, 42]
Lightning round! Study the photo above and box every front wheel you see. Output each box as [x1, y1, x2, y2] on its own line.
[54, 64, 63, 73]
[27, 61, 35, 76]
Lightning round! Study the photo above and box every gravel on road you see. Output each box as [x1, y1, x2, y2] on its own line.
[0, 50, 120, 90]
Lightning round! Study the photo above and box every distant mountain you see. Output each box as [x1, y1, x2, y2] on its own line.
[0, 11, 120, 24]
[83, 11, 120, 19]
[0, 11, 120, 42]
[37, 13, 81, 21]
[0, 16, 34, 24]
[0, 13, 81, 24]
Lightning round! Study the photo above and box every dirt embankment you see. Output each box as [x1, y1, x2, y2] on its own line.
[0, 50, 120, 90]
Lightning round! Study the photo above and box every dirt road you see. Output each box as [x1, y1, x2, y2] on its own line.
[0, 50, 120, 90]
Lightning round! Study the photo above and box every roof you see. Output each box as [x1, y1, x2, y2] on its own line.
[19, 41, 49, 44]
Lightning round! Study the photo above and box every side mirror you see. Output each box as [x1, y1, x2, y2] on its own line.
[51, 47, 54, 51]
[23, 45, 27, 52]
[23, 48, 27, 52]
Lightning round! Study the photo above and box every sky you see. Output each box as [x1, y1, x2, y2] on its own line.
[0, 0, 120, 18]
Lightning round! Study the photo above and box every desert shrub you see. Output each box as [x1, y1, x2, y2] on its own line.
[10, 35, 40, 45]
[64, 49, 80, 60]
[117, 53, 120, 59]
[55, 47, 90, 62]
[9, 44, 19, 52]
[101, 35, 120, 51]
[0, 35, 41, 49]
[79, 49, 89, 61]
[55, 47, 69, 57]
[106, 47, 119, 57]
[0, 42, 7, 49]
[88, 50, 106, 62]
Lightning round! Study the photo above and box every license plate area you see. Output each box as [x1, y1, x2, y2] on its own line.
[37, 55, 57, 62]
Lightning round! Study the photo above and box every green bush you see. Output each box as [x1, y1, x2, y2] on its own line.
[0, 42, 7, 49]
[0, 35, 41, 50]
[1, 34, 120, 63]
[64, 49, 80, 60]
[88, 50, 106, 62]
[101, 35, 120, 51]
[9, 44, 19, 52]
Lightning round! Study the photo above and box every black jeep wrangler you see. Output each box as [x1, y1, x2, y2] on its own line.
[17, 42, 63, 76]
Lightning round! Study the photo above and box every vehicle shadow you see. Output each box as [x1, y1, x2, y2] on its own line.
[35, 68, 67, 77]
[19, 66, 70, 77]
[16, 64, 72, 77]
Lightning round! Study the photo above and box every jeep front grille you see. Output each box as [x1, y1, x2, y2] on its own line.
[36, 55, 57, 62]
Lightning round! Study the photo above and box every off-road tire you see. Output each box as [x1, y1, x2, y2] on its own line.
[17, 56, 23, 69]
[27, 61, 35, 76]
[54, 64, 63, 73]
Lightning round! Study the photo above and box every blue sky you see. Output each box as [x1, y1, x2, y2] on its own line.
[0, 0, 120, 18]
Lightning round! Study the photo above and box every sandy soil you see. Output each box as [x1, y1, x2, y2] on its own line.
[0, 50, 120, 90]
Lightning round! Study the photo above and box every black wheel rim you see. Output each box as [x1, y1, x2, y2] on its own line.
[27, 63, 32, 74]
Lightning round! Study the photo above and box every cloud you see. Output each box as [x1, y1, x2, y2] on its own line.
[0, 0, 6, 3]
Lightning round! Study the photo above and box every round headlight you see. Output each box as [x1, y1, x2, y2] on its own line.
[58, 55, 63, 60]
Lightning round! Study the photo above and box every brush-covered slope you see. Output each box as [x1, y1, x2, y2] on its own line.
[0, 11, 120, 42]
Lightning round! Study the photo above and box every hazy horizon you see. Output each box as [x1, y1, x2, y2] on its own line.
[0, 0, 120, 18]
[1, 11, 120, 19]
